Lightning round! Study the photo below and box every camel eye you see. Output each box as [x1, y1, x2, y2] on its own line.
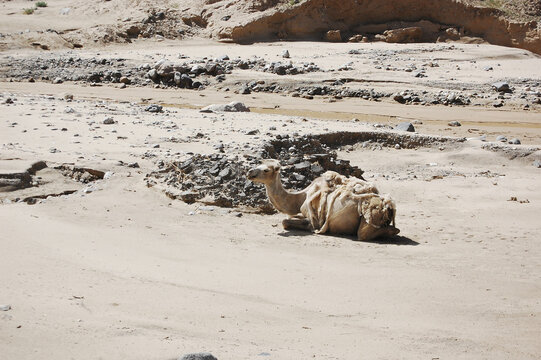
[263, 169, 270, 173]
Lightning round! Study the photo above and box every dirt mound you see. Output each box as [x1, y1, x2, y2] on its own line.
[146, 131, 463, 212]
[216, 0, 541, 54]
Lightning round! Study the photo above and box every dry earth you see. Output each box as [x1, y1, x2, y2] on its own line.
[1, 3, 541, 360]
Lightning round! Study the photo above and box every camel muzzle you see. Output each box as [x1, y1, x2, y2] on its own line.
[246, 169, 257, 180]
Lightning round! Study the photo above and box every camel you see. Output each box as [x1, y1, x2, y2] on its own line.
[247, 160, 400, 241]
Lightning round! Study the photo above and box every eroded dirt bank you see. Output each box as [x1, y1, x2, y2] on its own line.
[217, 0, 541, 54]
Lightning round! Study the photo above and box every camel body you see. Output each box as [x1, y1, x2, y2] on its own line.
[247, 160, 399, 241]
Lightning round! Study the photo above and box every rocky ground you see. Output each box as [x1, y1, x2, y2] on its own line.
[2, 42, 541, 111]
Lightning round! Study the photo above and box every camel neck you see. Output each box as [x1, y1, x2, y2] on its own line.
[265, 175, 306, 216]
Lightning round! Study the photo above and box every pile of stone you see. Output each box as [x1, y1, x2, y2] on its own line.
[147, 130, 467, 211]
[146, 134, 367, 212]
[393, 90, 471, 105]
[0, 55, 144, 84]
[144, 57, 323, 88]
[146, 153, 275, 212]
[262, 134, 365, 189]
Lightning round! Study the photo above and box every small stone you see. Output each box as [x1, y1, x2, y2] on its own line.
[103, 117, 115, 125]
[294, 161, 311, 171]
[281, 49, 290, 58]
[119, 76, 130, 84]
[448, 120, 461, 127]
[127, 162, 139, 168]
[508, 138, 521, 145]
[240, 86, 251, 95]
[147, 69, 158, 81]
[145, 104, 163, 113]
[496, 135, 507, 142]
[53, 77, 63, 84]
[64, 93, 74, 100]
[178, 353, 218, 360]
[119, 83, 126, 89]
[0, 305, 11, 311]
[395, 122, 415, 132]
[533, 160, 541, 168]
[492, 81, 510, 92]
[393, 93, 406, 104]
[218, 168, 231, 178]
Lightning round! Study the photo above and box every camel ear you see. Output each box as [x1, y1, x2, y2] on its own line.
[263, 160, 281, 172]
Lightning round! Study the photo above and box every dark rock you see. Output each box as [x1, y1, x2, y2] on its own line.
[448, 121, 461, 127]
[103, 117, 115, 125]
[395, 122, 415, 132]
[178, 353, 218, 360]
[393, 93, 406, 104]
[492, 81, 511, 93]
[179, 191, 199, 204]
[145, 104, 163, 113]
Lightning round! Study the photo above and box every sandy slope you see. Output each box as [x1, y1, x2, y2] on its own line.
[1, 68, 541, 360]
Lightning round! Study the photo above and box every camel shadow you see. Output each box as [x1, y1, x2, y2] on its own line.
[278, 230, 418, 246]
[370, 235, 419, 246]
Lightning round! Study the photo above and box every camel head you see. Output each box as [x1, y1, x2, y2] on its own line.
[246, 160, 281, 185]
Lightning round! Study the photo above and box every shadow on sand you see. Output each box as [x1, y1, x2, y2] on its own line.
[278, 230, 419, 246]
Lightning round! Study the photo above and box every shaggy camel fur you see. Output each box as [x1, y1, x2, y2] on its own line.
[247, 160, 400, 241]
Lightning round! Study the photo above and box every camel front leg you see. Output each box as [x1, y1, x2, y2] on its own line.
[282, 217, 313, 232]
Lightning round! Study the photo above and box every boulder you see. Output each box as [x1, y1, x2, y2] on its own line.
[384, 27, 423, 43]
[324, 30, 342, 42]
[492, 81, 511, 93]
[395, 122, 415, 132]
[348, 34, 364, 42]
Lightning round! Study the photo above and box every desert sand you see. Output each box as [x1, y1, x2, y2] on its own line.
[1, 2, 541, 359]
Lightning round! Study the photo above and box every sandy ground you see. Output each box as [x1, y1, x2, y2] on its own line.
[1, 38, 541, 360]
